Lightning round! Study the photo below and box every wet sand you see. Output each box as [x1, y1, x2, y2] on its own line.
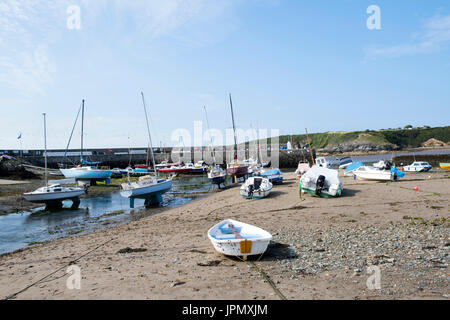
[0, 171, 449, 300]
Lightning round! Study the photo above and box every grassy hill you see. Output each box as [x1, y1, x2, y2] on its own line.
[269, 126, 450, 150]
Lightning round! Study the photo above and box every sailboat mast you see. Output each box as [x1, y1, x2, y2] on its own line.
[203, 106, 216, 163]
[80, 99, 84, 163]
[43, 113, 48, 187]
[141, 92, 157, 177]
[229, 94, 238, 160]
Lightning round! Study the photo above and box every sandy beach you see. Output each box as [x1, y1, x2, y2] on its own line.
[0, 171, 448, 300]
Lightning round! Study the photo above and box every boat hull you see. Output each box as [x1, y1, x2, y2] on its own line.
[157, 168, 191, 174]
[299, 165, 343, 197]
[60, 168, 112, 179]
[207, 219, 272, 257]
[403, 167, 431, 172]
[440, 163, 450, 170]
[23, 189, 85, 203]
[353, 171, 393, 181]
[120, 179, 172, 198]
[240, 177, 272, 199]
[226, 166, 248, 178]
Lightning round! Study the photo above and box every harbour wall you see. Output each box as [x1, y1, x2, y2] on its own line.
[17, 148, 316, 169]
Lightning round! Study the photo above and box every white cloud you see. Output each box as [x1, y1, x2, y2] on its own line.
[365, 14, 450, 59]
[0, 0, 245, 95]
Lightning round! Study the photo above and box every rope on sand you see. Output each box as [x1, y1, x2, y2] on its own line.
[234, 253, 287, 300]
[3, 238, 114, 300]
[247, 260, 287, 300]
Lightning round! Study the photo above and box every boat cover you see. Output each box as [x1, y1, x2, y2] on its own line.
[81, 157, 101, 165]
[345, 161, 364, 174]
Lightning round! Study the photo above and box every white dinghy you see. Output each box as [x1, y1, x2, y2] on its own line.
[300, 165, 343, 197]
[240, 177, 272, 199]
[207, 219, 272, 259]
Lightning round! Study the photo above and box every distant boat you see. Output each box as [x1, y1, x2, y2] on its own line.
[184, 161, 208, 174]
[372, 160, 393, 170]
[22, 164, 64, 177]
[23, 113, 85, 205]
[315, 157, 331, 168]
[300, 165, 343, 197]
[403, 161, 432, 172]
[59, 100, 111, 182]
[120, 92, 172, 207]
[254, 168, 283, 184]
[338, 156, 352, 169]
[158, 165, 192, 174]
[207, 219, 272, 258]
[440, 163, 450, 170]
[203, 106, 227, 187]
[208, 164, 227, 187]
[240, 177, 272, 199]
[295, 162, 310, 177]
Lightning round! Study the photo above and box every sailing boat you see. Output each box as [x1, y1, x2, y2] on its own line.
[226, 94, 248, 181]
[120, 92, 173, 208]
[23, 113, 85, 205]
[59, 100, 112, 182]
[204, 106, 227, 187]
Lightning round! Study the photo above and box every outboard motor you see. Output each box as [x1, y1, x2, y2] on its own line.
[315, 175, 326, 195]
[384, 161, 392, 170]
[248, 184, 254, 197]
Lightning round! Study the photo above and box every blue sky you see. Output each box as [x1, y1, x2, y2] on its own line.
[0, 0, 449, 149]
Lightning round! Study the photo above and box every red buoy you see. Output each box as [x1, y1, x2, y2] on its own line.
[413, 186, 419, 191]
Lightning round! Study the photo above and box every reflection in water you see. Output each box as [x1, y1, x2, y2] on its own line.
[0, 175, 221, 254]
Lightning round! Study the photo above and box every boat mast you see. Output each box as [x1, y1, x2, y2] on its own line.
[305, 128, 315, 165]
[229, 94, 238, 161]
[62, 102, 82, 166]
[203, 106, 216, 164]
[256, 122, 262, 165]
[80, 99, 84, 164]
[43, 113, 48, 187]
[141, 92, 158, 177]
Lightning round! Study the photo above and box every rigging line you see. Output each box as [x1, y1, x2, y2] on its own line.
[62, 101, 82, 166]
[3, 238, 114, 300]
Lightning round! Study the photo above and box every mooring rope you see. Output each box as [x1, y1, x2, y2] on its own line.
[234, 254, 287, 301]
[3, 238, 114, 300]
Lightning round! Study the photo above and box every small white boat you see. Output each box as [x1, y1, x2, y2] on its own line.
[207, 219, 272, 258]
[403, 161, 432, 172]
[372, 160, 393, 170]
[120, 175, 172, 198]
[352, 166, 394, 181]
[315, 157, 331, 168]
[240, 177, 272, 199]
[254, 168, 283, 184]
[23, 113, 85, 205]
[23, 184, 85, 203]
[300, 165, 343, 197]
[338, 156, 353, 169]
[295, 162, 310, 176]
[208, 164, 227, 187]
[120, 92, 173, 208]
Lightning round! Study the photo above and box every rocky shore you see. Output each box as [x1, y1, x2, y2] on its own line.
[0, 171, 449, 300]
